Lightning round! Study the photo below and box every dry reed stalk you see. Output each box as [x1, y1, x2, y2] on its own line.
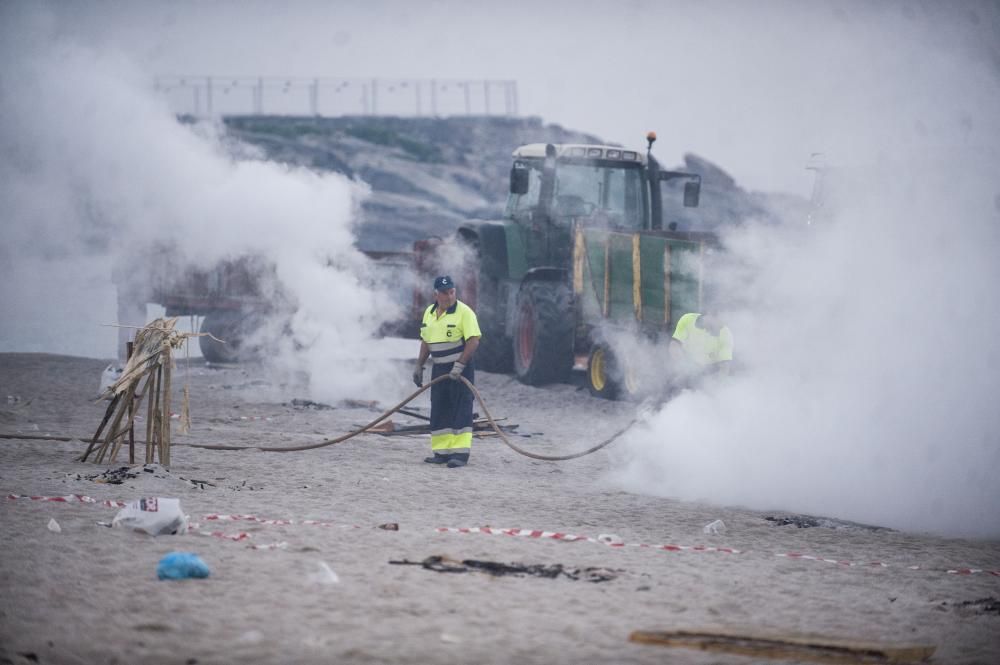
[179, 385, 192, 435]
[127, 341, 136, 464]
[161, 349, 172, 466]
[80, 393, 121, 462]
[145, 367, 157, 464]
[96, 380, 139, 463]
[104, 380, 141, 462]
[153, 364, 162, 463]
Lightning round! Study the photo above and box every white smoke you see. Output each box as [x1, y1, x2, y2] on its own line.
[0, 4, 406, 403]
[612, 9, 1000, 538]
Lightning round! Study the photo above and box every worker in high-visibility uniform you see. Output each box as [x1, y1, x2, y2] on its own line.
[668, 307, 734, 386]
[412, 275, 481, 468]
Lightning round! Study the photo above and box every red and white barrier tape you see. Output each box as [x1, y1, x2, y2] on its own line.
[437, 526, 1000, 576]
[775, 551, 1000, 576]
[435, 526, 740, 554]
[186, 522, 287, 549]
[8, 493, 127, 508]
[202, 513, 361, 528]
[777, 552, 889, 567]
[8, 496, 363, 530]
[9, 495, 999, 574]
[7, 495, 289, 549]
[188, 523, 251, 541]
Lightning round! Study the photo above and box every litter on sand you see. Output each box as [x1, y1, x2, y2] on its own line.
[157, 552, 210, 580]
[290, 398, 334, 410]
[703, 519, 726, 535]
[309, 561, 340, 585]
[68, 466, 141, 485]
[954, 597, 1000, 616]
[389, 555, 621, 582]
[764, 514, 889, 532]
[112, 497, 188, 535]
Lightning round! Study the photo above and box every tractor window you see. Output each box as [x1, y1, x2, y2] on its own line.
[553, 162, 645, 230]
[505, 160, 543, 218]
[505, 159, 647, 229]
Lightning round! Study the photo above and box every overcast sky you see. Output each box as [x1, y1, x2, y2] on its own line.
[33, 0, 1000, 197]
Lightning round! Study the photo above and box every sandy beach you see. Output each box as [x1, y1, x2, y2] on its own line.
[1, 352, 998, 665]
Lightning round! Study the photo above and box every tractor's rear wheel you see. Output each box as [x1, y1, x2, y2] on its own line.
[587, 344, 640, 400]
[512, 281, 573, 385]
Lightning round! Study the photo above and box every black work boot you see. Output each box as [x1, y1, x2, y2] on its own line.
[446, 453, 469, 468]
[424, 453, 450, 464]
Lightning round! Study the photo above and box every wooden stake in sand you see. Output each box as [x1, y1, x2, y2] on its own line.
[80, 318, 201, 466]
[628, 630, 935, 664]
[126, 341, 135, 465]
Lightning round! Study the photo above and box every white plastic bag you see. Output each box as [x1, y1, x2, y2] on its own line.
[99, 364, 123, 396]
[703, 519, 726, 535]
[112, 497, 188, 536]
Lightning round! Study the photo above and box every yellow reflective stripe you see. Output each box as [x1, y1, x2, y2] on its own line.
[663, 244, 672, 324]
[632, 233, 642, 321]
[573, 225, 585, 295]
[431, 432, 473, 451]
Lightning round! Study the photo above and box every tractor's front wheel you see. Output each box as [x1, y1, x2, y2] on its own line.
[587, 344, 640, 400]
[512, 281, 573, 385]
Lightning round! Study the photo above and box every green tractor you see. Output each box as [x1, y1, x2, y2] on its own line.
[415, 133, 711, 399]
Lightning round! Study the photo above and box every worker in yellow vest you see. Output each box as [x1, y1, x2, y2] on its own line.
[412, 275, 481, 468]
[668, 305, 734, 387]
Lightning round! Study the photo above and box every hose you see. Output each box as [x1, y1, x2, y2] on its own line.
[186, 374, 636, 460]
[0, 375, 637, 461]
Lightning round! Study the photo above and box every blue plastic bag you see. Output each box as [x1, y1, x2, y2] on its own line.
[157, 552, 210, 580]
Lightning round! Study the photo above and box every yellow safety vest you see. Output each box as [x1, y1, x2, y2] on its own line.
[420, 300, 482, 364]
[672, 313, 733, 365]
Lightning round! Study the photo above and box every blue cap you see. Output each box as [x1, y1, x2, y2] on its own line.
[434, 275, 455, 291]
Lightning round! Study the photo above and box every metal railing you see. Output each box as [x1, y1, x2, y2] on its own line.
[154, 76, 519, 117]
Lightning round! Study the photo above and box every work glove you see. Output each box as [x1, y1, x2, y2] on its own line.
[412, 362, 424, 387]
[449, 361, 466, 381]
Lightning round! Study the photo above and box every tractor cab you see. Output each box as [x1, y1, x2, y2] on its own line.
[506, 143, 652, 232]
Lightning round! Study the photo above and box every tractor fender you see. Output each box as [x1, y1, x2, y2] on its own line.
[456, 222, 509, 281]
[454, 221, 509, 322]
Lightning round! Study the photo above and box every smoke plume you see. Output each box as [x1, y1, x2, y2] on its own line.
[613, 7, 1000, 538]
[0, 4, 406, 403]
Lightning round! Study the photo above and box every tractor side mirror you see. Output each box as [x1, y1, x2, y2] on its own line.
[510, 165, 529, 195]
[683, 181, 701, 208]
